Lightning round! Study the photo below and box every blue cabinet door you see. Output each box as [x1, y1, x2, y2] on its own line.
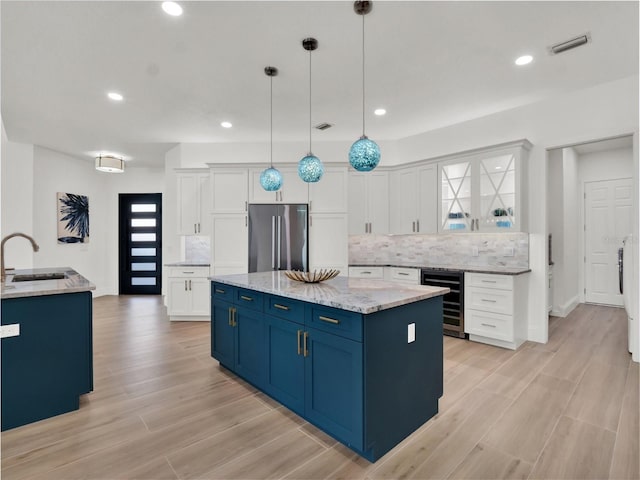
[211, 299, 235, 368]
[304, 327, 363, 451]
[264, 314, 305, 414]
[234, 305, 266, 388]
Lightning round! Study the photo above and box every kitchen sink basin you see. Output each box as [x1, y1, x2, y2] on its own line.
[11, 273, 66, 282]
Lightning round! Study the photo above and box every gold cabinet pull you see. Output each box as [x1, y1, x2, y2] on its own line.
[215, 288, 225, 294]
[228, 307, 233, 326]
[274, 303, 290, 311]
[297, 330, 302, 355]
[240, 295, 253, 301]
[232, 307, 237, 327]
[303, 331, 309, 357]
[319, 315, 339, 325]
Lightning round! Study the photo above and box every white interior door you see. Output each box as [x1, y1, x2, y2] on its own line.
[585, 178, 633, 305]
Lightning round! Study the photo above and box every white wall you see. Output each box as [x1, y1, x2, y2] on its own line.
[394, 74, 639, 343]
[1, 131, 35, 270]
[1, 144, 165, 297]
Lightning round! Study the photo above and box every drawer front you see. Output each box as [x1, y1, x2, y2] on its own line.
[465, 309, 514, 341]
[265, 294, 305, 325]
[169, 266, 210, 277]
[466, 286, 513, 315]
[235, 288, 264, 311]
[388, 267, 420, 284]
[466, 273, 513, 290]
[212, 283, 235, 302]
[348, 267, 384, 279]
[308, 305, 363, 342]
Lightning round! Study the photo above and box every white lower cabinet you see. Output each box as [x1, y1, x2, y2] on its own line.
[384, 266, 420, 285]
[167, 267, 211, 321]
[464, 272, 528, 349]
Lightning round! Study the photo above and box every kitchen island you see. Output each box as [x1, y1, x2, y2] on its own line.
[1, 267, 95, 431]
[210, 271, 449, 462]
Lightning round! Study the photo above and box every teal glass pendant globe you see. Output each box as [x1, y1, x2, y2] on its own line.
[260, 167, 283, 191]
[298, 154, 324, 183]
[349, 136, 380, 172]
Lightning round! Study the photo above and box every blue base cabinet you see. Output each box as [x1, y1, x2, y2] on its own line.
[211, 282, 443, 462]
[1, 291, 93, 431]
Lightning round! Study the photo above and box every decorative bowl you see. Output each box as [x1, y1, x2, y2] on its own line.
[284, 269, 340, 283]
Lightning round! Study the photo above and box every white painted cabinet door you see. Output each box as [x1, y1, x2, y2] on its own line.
[211, 214, 248, 275]
[391, 169, 418, 234]
[190, 278, 211, 316]
[348, 174, 367, 234]
[167, 278, 191, 316]
[178, 172, 212, 235]
[211, 169, 248, 213]
[416, 165, 438, 233]
[309, 167, 348, 213]
[367, 171, 389, 234]
[309, 213, 348, 272]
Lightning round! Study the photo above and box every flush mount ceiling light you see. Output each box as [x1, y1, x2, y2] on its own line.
[162, 1, 183, 16]
[515, 55, 533, 66]
[349, 1, 381, 172]
[95, 155, 124, 173]
[260, 66, 283, 192]
[298, 37, 324, 183]
[221, 121, 233, 128]
[107, 92, 123, 101]
[374, 108, 386, 116]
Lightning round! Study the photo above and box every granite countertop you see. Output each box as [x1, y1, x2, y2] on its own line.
[210, 271, 449, 314]
[1, 267, 96, 299]
[349, 263, 531, 276]
[165, 262, 210, 267]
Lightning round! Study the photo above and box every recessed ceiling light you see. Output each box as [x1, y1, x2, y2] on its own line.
[221, 121, 233, 128]
[515, 55, 533, 66]
[162, 2, 183, 16]
[107, 92, 123, 101]
[374, 108, 386, 116]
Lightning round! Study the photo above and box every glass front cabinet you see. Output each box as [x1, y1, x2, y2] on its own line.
[438, 139, 531, 233]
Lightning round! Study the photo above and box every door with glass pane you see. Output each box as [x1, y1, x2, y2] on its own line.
[119, 194, 162, 294]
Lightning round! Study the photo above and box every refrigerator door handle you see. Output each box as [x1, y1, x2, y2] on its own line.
[277, 216, 282, 269]
[271, 216, 276, 269]
[618, 247, 624, 294]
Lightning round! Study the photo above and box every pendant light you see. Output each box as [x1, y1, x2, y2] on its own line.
[298, 37, 324, 183]
[260, 66, 283, 191]
[349, 1, 381, 172]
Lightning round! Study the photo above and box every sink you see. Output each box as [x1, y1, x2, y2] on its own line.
[11, 273, 66, 282]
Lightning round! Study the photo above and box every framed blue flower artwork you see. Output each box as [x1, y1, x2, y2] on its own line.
[57, 192, 89, 244]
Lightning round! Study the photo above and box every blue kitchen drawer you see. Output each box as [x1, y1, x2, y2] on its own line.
[235, 288, 264, 311]
[308, 305, 363, 342]
[212, 282, 235, 302]
[265, 294, 305, 325]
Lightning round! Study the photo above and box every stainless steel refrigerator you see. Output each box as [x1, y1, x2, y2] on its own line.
[248, 204, 308, 273]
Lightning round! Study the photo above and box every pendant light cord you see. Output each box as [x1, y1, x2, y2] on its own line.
[309, 47, 312, 153]
[361, 12, 366, 137]
[270, 73, 273, 168]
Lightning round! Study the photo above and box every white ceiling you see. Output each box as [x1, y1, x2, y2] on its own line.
[2, 1, 638, 168]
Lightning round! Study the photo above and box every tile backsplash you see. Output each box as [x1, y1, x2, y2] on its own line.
[184, 236, 210, 264]
[349, 233, 529, 269]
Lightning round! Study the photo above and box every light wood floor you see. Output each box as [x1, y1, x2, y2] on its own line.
[1, 297, 638, 479]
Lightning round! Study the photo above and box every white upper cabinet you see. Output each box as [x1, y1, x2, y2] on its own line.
[176, 170, 211, 235]
[390, 164, 437, 234]
[309, 166, 348, 213]
[348, 171, 389, 234]
[211, 169, 248, 213]
[439, 140, 530, 233]
[249, 167, 309, 204]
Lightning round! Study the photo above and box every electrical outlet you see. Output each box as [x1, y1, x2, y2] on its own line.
[503, 247, 515, 257]
[0, 323, 20, 338]
[407, 323, 415, 343]
[472, 246, 479, 257]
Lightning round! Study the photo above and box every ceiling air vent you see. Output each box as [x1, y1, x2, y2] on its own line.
[315, 122, 333, 131]
[549, 33, 591, 55]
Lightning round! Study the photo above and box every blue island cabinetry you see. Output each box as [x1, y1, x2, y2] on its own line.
[211, 280, 444, 462]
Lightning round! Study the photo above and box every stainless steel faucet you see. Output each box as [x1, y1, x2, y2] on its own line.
[1, 233, 40, 281]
